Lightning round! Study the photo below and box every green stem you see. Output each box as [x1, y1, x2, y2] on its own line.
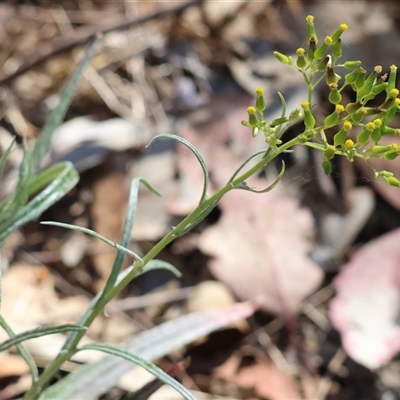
[23, 136, 300, 400]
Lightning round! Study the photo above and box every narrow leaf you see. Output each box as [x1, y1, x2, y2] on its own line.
[0, 162, 79, 244]
[148, 134, 209, 204]
[227, 150, 267, 184]
[0, 315, 39, 382]
[0, 324, 86, 352]
[31, 36, 100, 174]
[38, 300, 260, 400]
[40, 221, 143, 263]
[61, 177, 157, 350]
[140, 259, 181, 277]
[0, 137, 15, 180]
[234, 161, 285, 193]
[102, 177, 159, 292]
[75, 344, 196, 400]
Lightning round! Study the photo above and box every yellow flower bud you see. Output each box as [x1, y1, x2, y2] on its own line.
[345, 139, 354, 150]
[247, 106, 258, 127]
[301, 101, 316, 129]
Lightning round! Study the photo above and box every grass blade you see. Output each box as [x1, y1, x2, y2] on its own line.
[0, 162, 79, 244]
[0, 324, 86, 352]
[0, 315, 39, 382]
[72, 344, 196, 400]
[148, 134, 209, 204]
[38, 300, 259, 399]
[31, 35, 100, 174]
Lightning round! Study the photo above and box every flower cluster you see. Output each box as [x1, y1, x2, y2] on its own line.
[242, 15, 400, 187]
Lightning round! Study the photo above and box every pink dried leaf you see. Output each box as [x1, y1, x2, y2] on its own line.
[330, 227, 400, 369]
[198, 178, 322, 316]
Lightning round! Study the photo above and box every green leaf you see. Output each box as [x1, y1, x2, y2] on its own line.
[227, 150, 267, 184]
[0, 137, 15, 180]
[0, 140, 31, 224]
[38, 301, 258, 400]
[233, 161, 285, 193]
[0, 324, 86, 352]
[60, 177, 159, 351]
[102, 177, 160, 292]
[0, 315, 39, 382]
[276, 92, 287, 136]
[148, 134, 209, 204]
[140, 259, 181, 277]
[40, 221, 143, 263]
[31, 36, 100, 175]
[0, 162, 79, 244]
[79, 344, 196, 400]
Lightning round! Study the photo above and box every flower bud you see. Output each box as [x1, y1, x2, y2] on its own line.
[328, 84, 342, 104]
[255, 87, 267, 112]
[356, 122, 374, 144]
[369, 119, 383, 143]
[384, 150, 399, 160]
[370, 145, 391, 155]
[357, 66, 381, 100]
[344, 139, 355, 150]
[324, 103, 344, 127]
[333, 128, 347, 146]
[314, 36, 333, 60]
[382, 126, 396, 135]
[289, 108, 302, 122]
[322, 160, 332, 175]
[247, 106, 259, 127]
[273, 51, 291, 64]
[306, 15, 318, 43]
[298, 134, 308, 143]
[371, 82, 388, 96]
[323, 144, 336, 160]
[383, 98, 400, 122]
[344, 139, 355, 161]
[334, 121, 352, 146]
[326, 66, 339, 85]
[270, 117, 288, 127]
[386, 64, 397, 94]
[350, 109, 365, 124]
[307, 35, 317, 61]
[345, 101, 363, 114]
[296, 47, 307, 69]
[354, 67, 366, 90]
[317, 56, 330, 72]
[331, 23, 348, 44]
[333, 38, 343, 61]
[343, 60, 362, 69]
[301, 101, 316, 129]
[380, 170, 394, 178]
[384, 176, 400, 187]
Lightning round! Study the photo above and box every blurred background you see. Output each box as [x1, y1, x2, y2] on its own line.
[1, 1, 400, 399]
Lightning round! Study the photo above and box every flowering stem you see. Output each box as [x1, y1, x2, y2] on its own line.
[23, 136, 300, 399]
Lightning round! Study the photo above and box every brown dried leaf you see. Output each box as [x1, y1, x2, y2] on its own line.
[217, 355, 301, 400]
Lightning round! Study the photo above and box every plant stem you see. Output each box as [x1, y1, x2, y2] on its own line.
[23, 136, 300, 399]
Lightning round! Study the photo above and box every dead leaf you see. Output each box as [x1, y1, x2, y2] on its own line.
[0, 263, 133, 362]
[330, 228, 400, 369]
[0, 354, 30, 378]
[198, 177, 322, 316]
[217, 355, 301, 400]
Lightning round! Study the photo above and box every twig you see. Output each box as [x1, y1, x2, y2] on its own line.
[0, 0, 204, 85]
